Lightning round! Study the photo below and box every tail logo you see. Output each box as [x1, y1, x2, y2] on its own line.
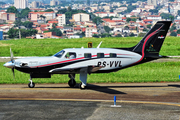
[158, 35, 164, 39]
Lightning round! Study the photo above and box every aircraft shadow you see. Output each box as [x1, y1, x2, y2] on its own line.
[33, 83, 174, 94]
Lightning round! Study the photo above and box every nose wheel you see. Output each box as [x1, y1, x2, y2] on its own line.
[28, 79, 35, 88]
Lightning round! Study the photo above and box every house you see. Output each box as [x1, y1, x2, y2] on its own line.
[147, 15, 162, 21]
[28, 11, 56, 21]
[102, 18, 125, 28]
[95, 12, 117, 18]
[143, 19, 153, 24]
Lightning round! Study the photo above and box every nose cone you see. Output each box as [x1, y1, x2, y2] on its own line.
[3, 61, 15, 68]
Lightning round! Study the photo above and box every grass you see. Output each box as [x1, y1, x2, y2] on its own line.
[0, 37, 180, 84]
[0, 37, 180, 56]
[0, 61, 180, 84]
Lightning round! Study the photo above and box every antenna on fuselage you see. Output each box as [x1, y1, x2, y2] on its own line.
[97, 41, 102, 48]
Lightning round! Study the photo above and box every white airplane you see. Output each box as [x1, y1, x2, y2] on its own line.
[4, 21, 171, 89]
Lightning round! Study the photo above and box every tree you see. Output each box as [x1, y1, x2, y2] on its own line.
[93, 34, 99, 38]
[48, 24, 62, 36]
[170, 31, 177, 36]
[20, 7, 31, 18]
[160, 13, 174, 21]
[104, 26, 111, 33]
[22, 21, 33, 28]
[177, 29, 180, 34]
[7, 6, 18, 13]
[138, 33, 146, 37]
[170, 23, 176, 32]
[45, 9, 54, 12]
[115, 34, 122, 37]
[147, 24, 152, 29]
[149, 9, 158, 15]
[93, 17, 102, 25]
[129, 33, 135, 37]
[40, 15, 46, 21]
[126, 18, 131, 23]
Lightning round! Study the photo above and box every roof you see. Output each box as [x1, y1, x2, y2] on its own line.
[29, 11, 55, 14]
[148, 15, 161, 17]
[143, 19, 153, 22]
[48, 21, 58, 24]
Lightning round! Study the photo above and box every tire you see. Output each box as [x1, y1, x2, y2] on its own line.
[28, 82, 35, 88]
[79, 82, 86, 90]
[68, 79, 76, 88]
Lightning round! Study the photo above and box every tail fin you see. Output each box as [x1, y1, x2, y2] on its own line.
[132, 21, 171, 58]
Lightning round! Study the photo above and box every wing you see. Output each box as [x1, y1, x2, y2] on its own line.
[49, 66, 103, 74]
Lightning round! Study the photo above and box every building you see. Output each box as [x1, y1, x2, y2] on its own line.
[1, 13, 15, 23]
[50, 0, 60, 6]
[28, 11, 56, 21]
[85, 26, 97, 37]
[147, 0, 157, 6]
[72, 13, 89, 22]
[31, 1, 41, 8]
[57, 14, 66, 26]
[14, 0, 28, 9]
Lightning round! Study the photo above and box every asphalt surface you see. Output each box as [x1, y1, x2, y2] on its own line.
[0, 82, 180, 120]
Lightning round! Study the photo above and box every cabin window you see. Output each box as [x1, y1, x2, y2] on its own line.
[97, 53, 104, 58]
[84, 53, 91, 58]
[65, 52, 76, 59]
[110, 53, 117, 58]
[54, 50, 65, 58]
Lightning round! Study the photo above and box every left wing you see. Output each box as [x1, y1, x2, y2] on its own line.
[49, 66, 103, 74]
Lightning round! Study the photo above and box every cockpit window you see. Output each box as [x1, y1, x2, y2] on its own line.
[54, 50, 65, 58]
[65, 52, 76, 59]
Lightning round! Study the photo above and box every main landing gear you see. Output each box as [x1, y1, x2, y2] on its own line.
[68, 74, 76, 88]
[68, 68, 88, 89]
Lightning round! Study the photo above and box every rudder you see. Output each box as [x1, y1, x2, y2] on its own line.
[132, 21, 172, 58]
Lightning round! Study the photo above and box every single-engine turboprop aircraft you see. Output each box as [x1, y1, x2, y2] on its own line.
[4, 21, 171, 89]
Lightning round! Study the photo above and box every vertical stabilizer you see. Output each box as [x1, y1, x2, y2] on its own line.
[132, 21, 171, 58]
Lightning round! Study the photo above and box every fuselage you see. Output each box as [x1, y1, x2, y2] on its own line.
[5, 48, 142, 74]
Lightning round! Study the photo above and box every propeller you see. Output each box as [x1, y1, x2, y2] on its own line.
[10, 48, 15, 79]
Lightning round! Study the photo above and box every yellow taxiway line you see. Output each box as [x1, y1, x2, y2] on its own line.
[0, 98, 180, 107]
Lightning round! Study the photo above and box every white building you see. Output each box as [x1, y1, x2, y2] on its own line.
[14, 0, 28, 9]
[57, 14, 66, 26]
[31, 1, 41, 8]
[147, 0, 157, 6]
[72, 13, 89, 22]
[50, 0, 60, 6]
[85, 27, 97, 37]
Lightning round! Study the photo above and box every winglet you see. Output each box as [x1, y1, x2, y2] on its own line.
[97, 41, 102, 48]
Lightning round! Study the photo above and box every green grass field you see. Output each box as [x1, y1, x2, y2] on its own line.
[0, 37, 180, 56]
[0, 61, 180, 84]
[0, 37, 180, 84]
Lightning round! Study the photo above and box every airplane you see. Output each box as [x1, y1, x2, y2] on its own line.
[3, 21, 171, 89]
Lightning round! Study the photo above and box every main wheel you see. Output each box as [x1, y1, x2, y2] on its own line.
[79, 82, 86, 90]
[68, 79, 76, 88]
[28, 82, 35, 88]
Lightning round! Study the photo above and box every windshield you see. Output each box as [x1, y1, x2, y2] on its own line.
[53, 50, 65, 58]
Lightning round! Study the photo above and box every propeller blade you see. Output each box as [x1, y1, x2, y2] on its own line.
[10, 48, 14, 63]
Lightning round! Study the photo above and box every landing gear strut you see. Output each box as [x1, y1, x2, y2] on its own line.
[28, 79, 35, 88]
[68, 74, 76, 88]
